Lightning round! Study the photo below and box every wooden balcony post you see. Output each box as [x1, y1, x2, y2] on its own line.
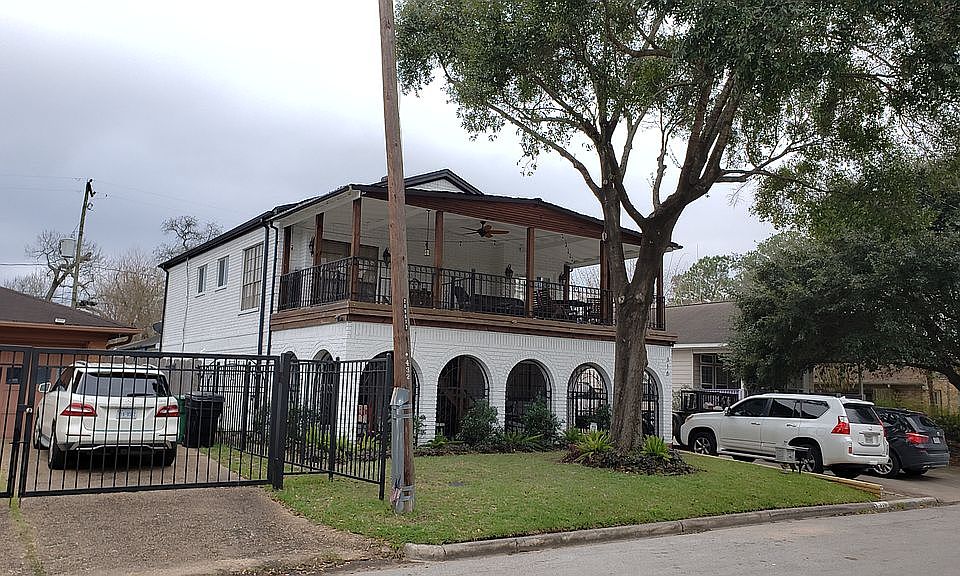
[281, 226, 293, 275]
[562, 263, 571, 301]
[433, 211, 444, 307]
[526, 227, 535, 316]
[599, 237, 609, 323]
[313, 213, 324, 267]
[350, 198, 362, 299]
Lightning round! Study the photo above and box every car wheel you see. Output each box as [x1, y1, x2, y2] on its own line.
[33, 426, 46, 450]
[732, 455, 755, 463]
[160, 446, 178, 467]
[690, 430, 717, 456]
[47, 431, 67, 470]
[796, 442, 823, 474]
[872, 452, 901, 478]
[832, 467, 864, 480]
[903, 468, 927, 477]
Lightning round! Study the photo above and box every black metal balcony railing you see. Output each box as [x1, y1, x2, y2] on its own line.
[278, 257, 665, 329]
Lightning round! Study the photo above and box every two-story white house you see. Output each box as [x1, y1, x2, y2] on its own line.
[159, 170, 676, 442]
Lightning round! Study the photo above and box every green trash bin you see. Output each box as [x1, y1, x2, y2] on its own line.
[177, 396, 185, 442]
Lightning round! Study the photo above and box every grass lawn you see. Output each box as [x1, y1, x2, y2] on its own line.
[273, 451, 874, 548]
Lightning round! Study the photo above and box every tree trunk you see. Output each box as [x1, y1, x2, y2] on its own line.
[609, 241, 663, 453]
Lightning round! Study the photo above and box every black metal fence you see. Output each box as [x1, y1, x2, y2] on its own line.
[0, 345, 389, 500]
[284, 353, 391, 499]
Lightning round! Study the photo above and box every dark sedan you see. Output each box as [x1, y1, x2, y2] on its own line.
[872, 407, 951, 478]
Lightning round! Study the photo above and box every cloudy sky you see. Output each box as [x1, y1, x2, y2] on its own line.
[0, 1, 774, 288]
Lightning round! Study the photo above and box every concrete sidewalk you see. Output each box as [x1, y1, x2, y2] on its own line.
[8, 487, 391, 576]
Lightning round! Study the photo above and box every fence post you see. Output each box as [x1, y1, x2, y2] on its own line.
[327, 357, 341, 481]
[379, 352, 393, 501]
[269, 351, 294, 490]
[13, 348, 38, 497]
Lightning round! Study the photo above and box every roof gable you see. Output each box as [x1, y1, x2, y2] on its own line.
[664, 301, 738, 345]
[370, 169, 485, 195]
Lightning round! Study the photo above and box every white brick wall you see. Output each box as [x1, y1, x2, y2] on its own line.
[271, 321, 674, 440]
[161, 227, 274, 355]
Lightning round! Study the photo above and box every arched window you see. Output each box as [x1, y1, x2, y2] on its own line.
[505, 361, 551, 432]
[567, 365, 609, 431]
[436, 356, 488, 439]
[642, 370, 661, 438]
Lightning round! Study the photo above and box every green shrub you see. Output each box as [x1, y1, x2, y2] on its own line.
[933, 413, 960, 442]
[497, 430, 542, 452]
[574, 430, 613, 462]
[640, 435, 670, 460]
[457, 401, 500, 446]
[414, 414, 427, 444]
[521, 400, 562, 445]
[590, 403, 612, 430]
[426, 434, 451, 448]
[563, 427, 584, 446]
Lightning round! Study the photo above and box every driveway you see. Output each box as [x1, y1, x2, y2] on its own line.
[14, 487, 390, 576]
[865, 466, 960, 503]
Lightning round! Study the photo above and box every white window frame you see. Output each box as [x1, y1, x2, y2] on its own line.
[217, 256, 229, 289]
[241, 244, 264, 311]
[196, 264, 207, 295]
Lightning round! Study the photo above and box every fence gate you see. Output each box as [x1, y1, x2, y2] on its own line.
[1, 345, 390, 501]
[282, 352, 392, 500]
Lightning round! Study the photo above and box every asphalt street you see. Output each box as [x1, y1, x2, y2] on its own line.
[345, 505, 960, 576]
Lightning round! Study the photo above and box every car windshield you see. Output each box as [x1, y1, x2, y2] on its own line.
[73, 372, 170, 397]
[843, 403, 881, 425]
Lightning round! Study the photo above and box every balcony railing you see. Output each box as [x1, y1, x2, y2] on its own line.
[278, 257, 665, 329]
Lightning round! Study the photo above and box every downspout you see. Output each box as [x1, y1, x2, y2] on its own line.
[257, 222, 270, 355]
[266, 220, 280, 355]
[181, 256, 190, 352]
[159, 268, 169, 352]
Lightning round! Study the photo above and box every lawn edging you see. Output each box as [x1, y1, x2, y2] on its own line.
[403, 497, 940, 561]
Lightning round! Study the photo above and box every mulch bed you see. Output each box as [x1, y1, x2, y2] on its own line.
[562, 449, 697, 476]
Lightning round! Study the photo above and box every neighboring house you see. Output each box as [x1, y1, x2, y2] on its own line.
[665, 300, 959, 413]
[665, 301, 743, 395]
[159, 169, 677, 441]
[0, 286, 140, 437]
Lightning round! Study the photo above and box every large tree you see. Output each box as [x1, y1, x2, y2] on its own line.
[733, 153, 960, 392]
[154, 216, 223, 263]
[396, 0, 960, 450]
[668, 254, 740, 304]
[13, 230, 103, 302]
[94, 249, 165, 335]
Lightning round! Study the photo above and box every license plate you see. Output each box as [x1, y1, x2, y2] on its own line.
[118, 409, 136, 419]
[933, 437, 941, 444]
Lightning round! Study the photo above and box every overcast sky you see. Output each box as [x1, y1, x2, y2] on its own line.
[0, 1, 774, 287]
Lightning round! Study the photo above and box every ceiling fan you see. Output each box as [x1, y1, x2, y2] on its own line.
[463, 221, 510, 238]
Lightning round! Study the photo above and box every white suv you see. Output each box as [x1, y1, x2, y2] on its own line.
[33, 362, 180, 469]
[679, 393, 887, 479]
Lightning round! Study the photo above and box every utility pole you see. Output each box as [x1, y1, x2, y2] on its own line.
[378, 0, 415, 513]
[71, 179, 95, 308]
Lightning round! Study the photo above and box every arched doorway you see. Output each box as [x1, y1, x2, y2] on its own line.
[504, 360, 551, 432]
[642, 369, 661, 438]
[567, 364, 609, 431]
[358, 352, 421, 437]
[436, 356, 488, 439]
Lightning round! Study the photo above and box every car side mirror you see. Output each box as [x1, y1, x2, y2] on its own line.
[37, 382, 51, 394]
[722, 407, 731, 415]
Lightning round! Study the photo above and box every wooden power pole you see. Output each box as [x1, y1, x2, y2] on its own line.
[378, 0, 415, 513]
[71, 179, 95, 308]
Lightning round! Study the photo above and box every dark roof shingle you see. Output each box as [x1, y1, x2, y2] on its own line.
[0, 286, 133, 330]
[664, 301, 737, 345]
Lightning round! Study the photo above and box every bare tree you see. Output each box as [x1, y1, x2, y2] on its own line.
[24, 230, 102, 301]
[154, 216, 223, 262]
[94, 249, 164, 334]
[2, 271, 48, 298]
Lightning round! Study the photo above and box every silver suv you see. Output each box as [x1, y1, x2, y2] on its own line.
[679, 393, 888, 479]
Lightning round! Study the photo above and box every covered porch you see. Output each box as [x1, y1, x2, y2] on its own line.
[271, 180, 667, 330]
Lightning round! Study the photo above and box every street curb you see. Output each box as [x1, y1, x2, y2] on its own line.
[402, 497, 940, 562]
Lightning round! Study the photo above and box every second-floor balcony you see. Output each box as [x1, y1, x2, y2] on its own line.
[277, 256, 665, 330]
